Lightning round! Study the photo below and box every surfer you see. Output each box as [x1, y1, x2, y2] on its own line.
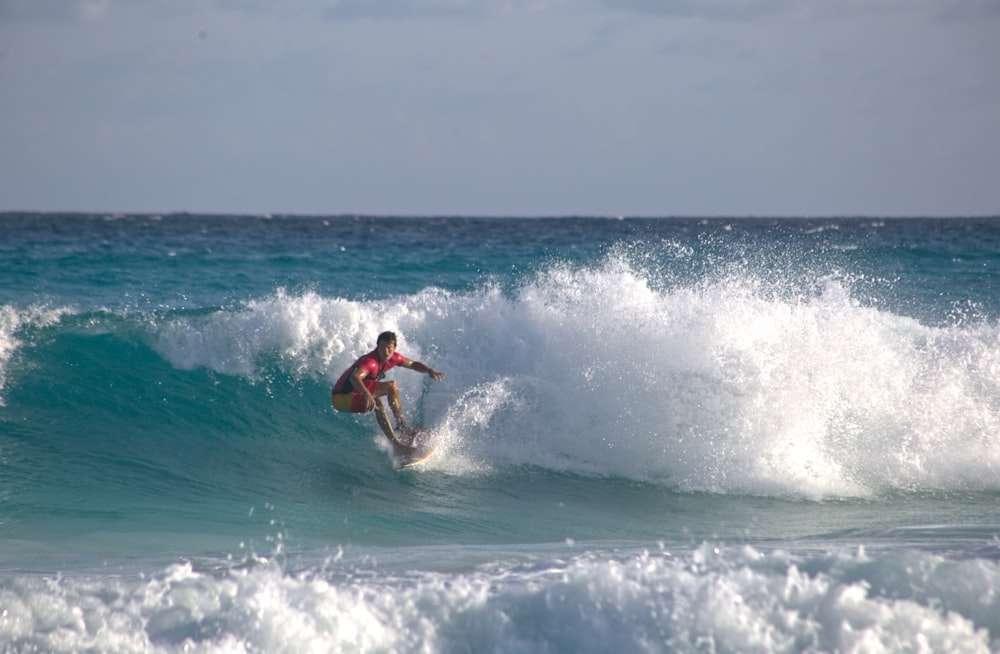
[331, 331, 445, 451]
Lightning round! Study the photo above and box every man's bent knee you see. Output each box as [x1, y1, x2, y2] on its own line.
[373, 381, 399, 398]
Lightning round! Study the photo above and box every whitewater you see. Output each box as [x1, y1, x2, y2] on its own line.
[1, 214, 999, 652]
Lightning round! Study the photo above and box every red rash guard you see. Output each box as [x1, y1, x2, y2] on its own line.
[333, 350, 406, 395]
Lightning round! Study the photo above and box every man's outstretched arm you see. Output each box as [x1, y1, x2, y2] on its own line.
[401, 359, 445, 381]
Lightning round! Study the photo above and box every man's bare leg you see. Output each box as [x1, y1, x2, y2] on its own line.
[384, 382, 412, 432]
[376, 381, 419, 443]
[374, 399, 414, 451]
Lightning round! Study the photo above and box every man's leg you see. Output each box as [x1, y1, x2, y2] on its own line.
[375, 397, 413, 450]
[384, 381, 409, 431]
[374, 381, 416, 440]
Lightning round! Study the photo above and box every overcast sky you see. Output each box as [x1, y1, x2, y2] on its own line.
[1, 0, 998, 216]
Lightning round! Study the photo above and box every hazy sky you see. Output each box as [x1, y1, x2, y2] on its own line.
[1, 0, 998, 216]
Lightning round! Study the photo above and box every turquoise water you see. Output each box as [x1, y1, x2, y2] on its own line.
[2, 214, 1000, 652]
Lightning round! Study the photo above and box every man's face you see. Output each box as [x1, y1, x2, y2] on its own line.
[376, 338, 396, 361]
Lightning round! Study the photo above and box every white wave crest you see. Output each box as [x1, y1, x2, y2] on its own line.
[149, 257, 1000, 498]
[0, 304, 70, 406]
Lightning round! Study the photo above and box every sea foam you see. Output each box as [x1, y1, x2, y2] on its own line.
[1, 545, 996, 653]
[0, 304, 69, 406]
[150, 254, 1000, 498]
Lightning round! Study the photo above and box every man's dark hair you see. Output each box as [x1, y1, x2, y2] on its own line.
[377, 331, 397, 346]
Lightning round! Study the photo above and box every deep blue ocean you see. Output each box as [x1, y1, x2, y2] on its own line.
[2, 213, 999, 652]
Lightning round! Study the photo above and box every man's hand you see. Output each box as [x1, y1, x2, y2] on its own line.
[406, 359, 445, 381]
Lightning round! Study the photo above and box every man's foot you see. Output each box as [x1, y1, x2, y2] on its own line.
[393, 441, 420, 456]
[398, 425, 424, 445]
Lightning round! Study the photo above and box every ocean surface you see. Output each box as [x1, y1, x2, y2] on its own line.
[1, 213, 999, 653]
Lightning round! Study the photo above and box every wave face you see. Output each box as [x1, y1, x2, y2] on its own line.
[6, 249, 1000, 506]
[161, 255, 1000, 495]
